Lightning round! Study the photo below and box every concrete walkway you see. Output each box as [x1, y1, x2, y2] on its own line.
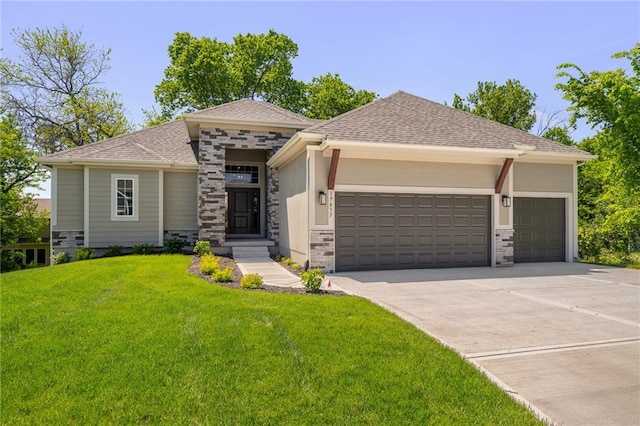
[232, 246, 302, 288]
[330, 263, 640, 426]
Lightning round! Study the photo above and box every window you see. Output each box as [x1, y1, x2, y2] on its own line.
[111, 174, 139, 221]
[225, 165, 259, 184]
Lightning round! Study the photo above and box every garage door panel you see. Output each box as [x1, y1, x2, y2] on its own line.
[514, 197, 565, 263]
[336, 193, 490, 271]
[337, 214, 356, 227]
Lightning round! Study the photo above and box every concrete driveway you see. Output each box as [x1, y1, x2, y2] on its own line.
[330, 263, 640, 426]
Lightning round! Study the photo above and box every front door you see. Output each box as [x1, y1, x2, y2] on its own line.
[227, 188, 260, 235]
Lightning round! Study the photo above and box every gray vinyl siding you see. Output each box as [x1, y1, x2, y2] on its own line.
[513, 163, 573, 193]
[278, 153, 308, 263]
[336, 159, 499, 189]
[55, 167, 84, 229]
[164, 172, 198, 230]
[88, 168, 159, 247]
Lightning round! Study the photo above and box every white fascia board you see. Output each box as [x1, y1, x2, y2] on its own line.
[38, 158, 198, 170]
[515, 151, 596, 164]
[319, 140, 523, 160]
[266, 132, 324, 168]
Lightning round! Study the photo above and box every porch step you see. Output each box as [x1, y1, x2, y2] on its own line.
[232, 246, 271, 260]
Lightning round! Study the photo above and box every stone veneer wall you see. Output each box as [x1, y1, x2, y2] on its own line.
[495, 229, 514, 266]
[164, 230, 199, 248]
[309, 230, 335, 273]
[52, 230, 85, 252]
[198, 128, 294, 247]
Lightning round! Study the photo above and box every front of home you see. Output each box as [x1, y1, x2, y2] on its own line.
[39, 91, 593, 272]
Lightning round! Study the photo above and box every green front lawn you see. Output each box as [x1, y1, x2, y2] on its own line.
[2, 256, 542, 424]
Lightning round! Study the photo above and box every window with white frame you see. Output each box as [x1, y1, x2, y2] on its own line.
[111, 174, 138, 221]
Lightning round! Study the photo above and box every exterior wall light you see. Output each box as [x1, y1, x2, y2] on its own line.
[502, 195, 512, 208]
[318, 191, 327, 205]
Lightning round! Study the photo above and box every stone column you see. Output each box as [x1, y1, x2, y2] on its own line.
[495, 229, 514, 266]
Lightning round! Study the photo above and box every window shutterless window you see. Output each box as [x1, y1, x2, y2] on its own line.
[111, 174, 139, 221]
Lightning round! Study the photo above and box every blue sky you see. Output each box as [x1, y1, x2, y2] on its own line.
[2, 1, 639, 196]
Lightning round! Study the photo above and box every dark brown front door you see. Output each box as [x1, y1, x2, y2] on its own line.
[227, 188, 260, 235]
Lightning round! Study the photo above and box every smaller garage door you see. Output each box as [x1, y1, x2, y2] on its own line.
[514, 197, 565, 262]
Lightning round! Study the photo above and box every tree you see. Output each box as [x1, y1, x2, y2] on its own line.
[556, 43, 640, 255]
[154, 30, 302, 119]
[452, 79, 537, 131]
[303, 73, 377, 120]
[0, 26, 132, 153]
[0, 116, 48, 271]
[152, 30, 376, 123]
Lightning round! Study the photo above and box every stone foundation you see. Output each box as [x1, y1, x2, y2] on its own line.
[309, 230, 335, 273]
[52, 230, 85, 250]
[164, 230, 199, 249]
[198, 128, 294, 247]
[495, 229, 514, 266]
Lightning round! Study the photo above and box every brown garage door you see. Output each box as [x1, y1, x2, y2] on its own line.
[335, 193, 490, 272]
[514, 197, 565, 262]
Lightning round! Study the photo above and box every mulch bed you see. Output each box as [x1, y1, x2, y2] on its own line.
[187, 255, 343, 296]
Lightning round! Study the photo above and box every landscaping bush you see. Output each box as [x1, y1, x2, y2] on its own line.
[1, 250, 23, 273]
[272, 253, 283, 262]
[75, 247, 95, 261]
[104, 244, 123, 257]
[132, 243, 155, 255]
[301, 268, 325, 293]
[199, 254, 219, 275]
[292, 263, 301, 270]
[283, 257, 293, 266]
[163, 237, 186, 254]
[214, 266, 233, 283]
[193, 240, 211, 257]
[53, 252, 71, 265]
[239, 273, 263, 289]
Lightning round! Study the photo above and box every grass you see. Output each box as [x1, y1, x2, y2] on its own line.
[581, 251, 640, 270]
[2, 255, 542, 424]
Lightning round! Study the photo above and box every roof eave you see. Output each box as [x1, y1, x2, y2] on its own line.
[37, 157, 198, 170]
[266, 132, 324, 168]
[183, 114, 313, 140]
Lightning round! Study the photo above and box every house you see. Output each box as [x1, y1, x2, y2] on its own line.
[38, 91, 593, 272]
[2, 198, 51, 267]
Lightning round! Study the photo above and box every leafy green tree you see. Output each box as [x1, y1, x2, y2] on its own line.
[541, 126, 574, 146]
[0, 26, 132, 153]
[0, 116, 48, 271]
[452, 79, 537, 131]
[154, 30, 302, 119]
[152, 30, 376, 123]
[557, 43, 640, 255]
[303, 73, 377, 120]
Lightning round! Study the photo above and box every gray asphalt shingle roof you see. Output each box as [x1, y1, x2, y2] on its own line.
[190, 98, 318, 125]
[304, 91, 590, 155]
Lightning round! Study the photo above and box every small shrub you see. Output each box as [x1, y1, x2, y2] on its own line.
[283, 257, 293, 266]
[292, 263, 301, 270]
[1, 250, 22, 272]
[214, 266, 233, 283]
[272, 253, 283, 262]
[53, 252, 71, 265]
[163, 237, 186, 254]
[199, 254, 219, 275]
[240, 273, 263, 289]
[75, 247, 95, 261]
[301, 268, 325, 293]
[194, 240, 211, 257]
[104, 244, 123, 257]
[132, 243, 155, 255]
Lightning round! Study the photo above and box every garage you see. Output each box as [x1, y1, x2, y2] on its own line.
[514, 197, 565, 262]
[335, 193, 491, 271]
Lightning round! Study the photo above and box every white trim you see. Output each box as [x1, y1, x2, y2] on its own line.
[513, 192, 574, 263]
[334, 184, 494, 195]
[572, 163, 579, 260]
[491, 193, 496, 267]
[39, 158, 198, 169]
[111, 174, 139, 222]
[84, 166, 89, 247]
[508, 166, 514, 227]
[322, 140, 525, 158]
[306, 149, 312, 262]
[51, 167, 58, 227]
[158, 170, 164, 246]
